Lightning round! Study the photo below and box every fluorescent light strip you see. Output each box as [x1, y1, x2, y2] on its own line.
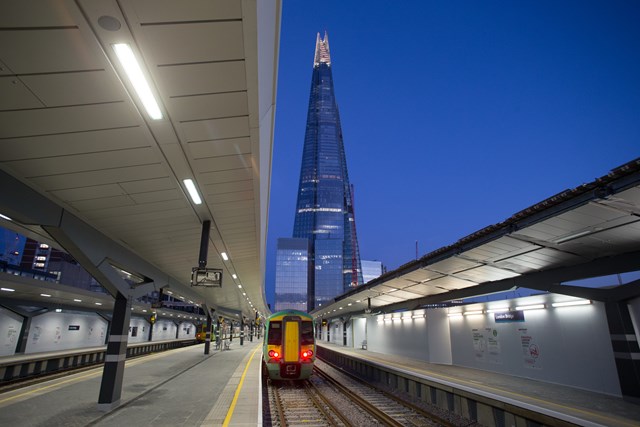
[516, 304, 545, 311]
[0, 213, 11, 221]
[448, 313, 462, 318]
[232, 274, 237, 279]
[552, 300, 592, 308]
[1, 287, 15, 292]
[221, 252, 229, 261]
[486, 307, 509, 313]
[183, 179, 202, 205]
[464, 310, 484, 316]
[112, 43, 162, 120]
[41, 293, 51, 297]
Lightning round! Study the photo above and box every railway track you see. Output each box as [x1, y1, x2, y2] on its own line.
[265, 359, 458, 426]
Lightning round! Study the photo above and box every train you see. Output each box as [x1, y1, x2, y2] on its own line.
[263, 309, 315, 380]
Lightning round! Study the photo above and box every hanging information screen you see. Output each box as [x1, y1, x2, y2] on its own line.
[191, 267, 223, 287]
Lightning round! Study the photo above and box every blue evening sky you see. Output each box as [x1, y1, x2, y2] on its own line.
[265, 1, 640, 308]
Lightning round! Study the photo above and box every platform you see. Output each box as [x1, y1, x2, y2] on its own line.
[318, 342, 640, 427]
[0, 340, 263, 426]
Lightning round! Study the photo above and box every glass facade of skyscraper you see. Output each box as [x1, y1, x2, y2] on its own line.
[290, 32, 363, 310]
[274, 238, 311, 312]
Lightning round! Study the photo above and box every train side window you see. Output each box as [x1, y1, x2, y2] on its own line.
[301, 321, 314, 345]
[268, 321, 282, 345]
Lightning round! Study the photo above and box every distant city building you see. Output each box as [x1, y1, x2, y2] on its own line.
[274, 238, 311, 312]
[361, 260, 383, 283]
[0, 228, 25, 265]
[275, 32, 363, 311]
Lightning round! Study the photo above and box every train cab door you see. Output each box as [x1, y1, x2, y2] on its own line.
[281, 316, 301, 378]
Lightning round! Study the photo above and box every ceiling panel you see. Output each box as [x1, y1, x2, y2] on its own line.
[188, 136, 251, 158]
[427, 256, 482, 275]
[454, 264, 521, 283]
[198, 168, 252, 185]
[0, 102, 140, 138]
[132, 0, 241, 22]
[170, 92, 248, 122]
[51, 184, 127, 202]
[3, 147, 157, 176]
[204, 180, 253, 196]
[181, 116, 250, 143]
[28, 164, 168, 190]
[0, 128, 148, 161]
[155, 62, 247, 96]
[0, 76, 43, 110]
[141, 22, 244, 65]
[0, 29, 103, 73]
[21, 71, 125, 106]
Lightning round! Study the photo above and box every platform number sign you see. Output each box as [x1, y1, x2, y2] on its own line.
[191, 267, 223, 287]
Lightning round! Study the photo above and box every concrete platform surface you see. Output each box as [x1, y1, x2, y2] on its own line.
[319, 342, 640, 427]
[0, 340, 263, 426]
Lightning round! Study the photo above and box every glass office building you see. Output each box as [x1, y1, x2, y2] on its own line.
[290, 32, 363, 310]
[274, 238, 311, 312]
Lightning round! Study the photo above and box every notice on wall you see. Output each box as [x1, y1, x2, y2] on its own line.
[485, 328, 502, 365]
[6, 325, 17, 348]
[519, 328, 542, 369]
[472, 329, 485, 361]
[473, 328, 502, 364]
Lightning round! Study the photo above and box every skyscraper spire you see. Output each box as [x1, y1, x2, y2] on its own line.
[313, 31, 331, 67]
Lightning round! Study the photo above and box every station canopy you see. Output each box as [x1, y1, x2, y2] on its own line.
[0, 1, 280, 320]
[313, 159, 640, 320]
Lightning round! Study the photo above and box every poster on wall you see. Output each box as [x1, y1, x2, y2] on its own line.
[472, 329, 485, 361]
[485, 328, 502, 364]
[519, 328, 542, 369]
[6, 325, 17, 348]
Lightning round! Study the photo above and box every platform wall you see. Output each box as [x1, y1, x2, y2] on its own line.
[177, 321, 196, 339]
[629, 296, 640, 344]
[448, 301, 621, 396]
[152, 319, 178, 341]
[25, 311, 108, 353]
[129, 316, 150, 343]
[0, 307, 23, 356]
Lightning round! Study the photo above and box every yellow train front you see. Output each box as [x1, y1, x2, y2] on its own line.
[263, 309, 315, 380]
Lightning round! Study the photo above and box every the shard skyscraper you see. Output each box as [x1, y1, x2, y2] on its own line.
[276, 32, 362, 312]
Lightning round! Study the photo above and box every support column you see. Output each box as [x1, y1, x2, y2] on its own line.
[204, 311, 212, 354]
[605, 302, 640, 399]
[98, 292, 131, 410]
[240, 318, 245, 345]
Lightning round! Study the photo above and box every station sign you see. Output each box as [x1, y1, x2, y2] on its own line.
[494, 311, 525, 323]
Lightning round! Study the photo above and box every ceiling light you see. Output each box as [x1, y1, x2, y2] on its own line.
[552, 300, 592, 308]
[183, 179, 202, 205]
[112, 43, 162, 120]
[411, 315, 424, 319]
[448, 313, 462, 318]
[0, 213, 11, 221]
[221, 252, 229, 261]
[95, 302, 103, 306]
[1, 287, 15, 292]
[41, 293, 51, 297]
[516, 304, 545, 311]
[464, 310, 484, 316]
[232, 274, 237, 279]
[73, 299, 82, 302]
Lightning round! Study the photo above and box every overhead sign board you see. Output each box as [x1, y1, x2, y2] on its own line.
[494, 311, 525, 323]
[191, 267, 223, 287]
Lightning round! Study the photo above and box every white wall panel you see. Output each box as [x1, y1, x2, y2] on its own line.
[0, 307, 23, 357]
[177, 321, 196, 339]
[129, 317, 149, 343]
[25, 311, 107, 354]
[449, 301, 621, 396]
[152, 319, 177, 341]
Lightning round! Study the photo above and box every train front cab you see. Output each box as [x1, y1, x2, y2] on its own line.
[265, 313, 314, 380]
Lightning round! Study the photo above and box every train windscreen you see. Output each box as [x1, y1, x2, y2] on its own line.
[268, 321, 282, 345]
[301, 321, 313, 345]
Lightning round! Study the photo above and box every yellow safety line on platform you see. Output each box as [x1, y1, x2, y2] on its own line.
[222, 345, 261, 427]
